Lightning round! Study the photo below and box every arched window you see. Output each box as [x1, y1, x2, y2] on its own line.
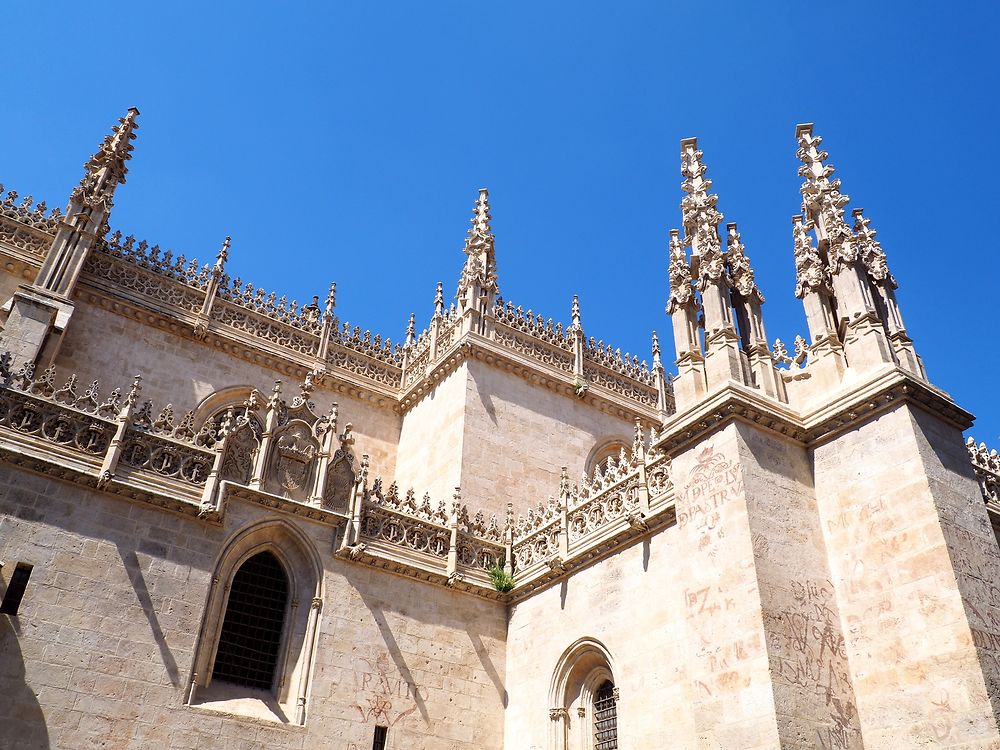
[586, 441, 631, 478]
[593, 680, 618, 749]
[549, 638, 620, 750]
[212, 551, 288, 690]
[189, 520, 323, 725]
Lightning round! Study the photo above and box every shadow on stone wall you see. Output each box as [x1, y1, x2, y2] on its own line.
[117, 545, 181, 687]
[466, 625, 507, 708]
[0, 616, 50, 749]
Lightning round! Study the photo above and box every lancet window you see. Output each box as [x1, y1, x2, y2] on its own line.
[211, 551, 288, 690]
[189, 520, 324, 725]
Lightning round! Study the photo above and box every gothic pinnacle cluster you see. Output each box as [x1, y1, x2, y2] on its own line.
[665, 124, 925, 412]
[35, 107, 140, 297]
[456, 188, 498, 316]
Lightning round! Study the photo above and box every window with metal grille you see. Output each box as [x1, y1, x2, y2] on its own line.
[372, 725, 388, 750]
[593, 679, 618, 750]
[212, 551, 288, 690]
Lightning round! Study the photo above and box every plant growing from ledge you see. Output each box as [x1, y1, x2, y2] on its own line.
[488, 562, 515, 592]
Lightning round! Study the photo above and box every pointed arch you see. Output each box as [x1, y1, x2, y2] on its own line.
[585, 439, 632, 477]
[189, 519, 324, 725]
[549, 638, 619, 750]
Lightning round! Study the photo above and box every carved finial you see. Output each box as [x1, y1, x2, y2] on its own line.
[125, 374, 142, 407]
[303, 295, 321, 323]
[434, 281, 444, 317]
[795, 123, 853, 255]
[792, 215, 829, 298]
[680, 138, 727, 292]
[651, 331, 662, 366]
[214, 236, 231, 269]
[268, 380, 282, 410]
[666, 229, 695, 314]
[457, 188, 498, 300]
[559, 466, 570, 497]
[405, 312, 416, 347]
[299, 370, 316, 400]
[570, 295, 581, 331]
[726, 223, 763, 303]
[852, 208, 896, 287]
[325, 282, 337, 317]
[73, 107, 140, 211]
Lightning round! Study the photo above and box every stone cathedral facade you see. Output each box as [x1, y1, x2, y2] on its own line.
[2, 109, 1000, 750]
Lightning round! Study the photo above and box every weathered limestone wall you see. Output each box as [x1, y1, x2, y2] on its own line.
[733, 423, 861, 748]
[394, 364, 469, 502]
[814, 405, 1000, 747]
[52, 299, 401, 479]
[0, 467, 506, 750]
[461, 362, 635, 516]
[669, 423, 781, 748]
[504, 527, 699, 749]
[0, 265, 27, 302]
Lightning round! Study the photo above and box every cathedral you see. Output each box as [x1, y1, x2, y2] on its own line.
[2, 109, 1000, 750]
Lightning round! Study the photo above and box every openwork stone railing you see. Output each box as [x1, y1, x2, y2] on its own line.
[506, 431, 674, 592]
[0, 182, 666, 414]
[494, 302, 575, 374]
[968, 437, 1000, 505]
[0, 359, 674, 599]
[0, 187, 61, 258]
[347, 480, 507, 592]
[81, 231, 404, 388]
[0, 364, 214, 492]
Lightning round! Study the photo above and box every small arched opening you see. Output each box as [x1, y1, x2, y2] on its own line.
[549, 638, 620, 750]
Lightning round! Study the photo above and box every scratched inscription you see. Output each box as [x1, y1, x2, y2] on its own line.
[678, 446, 743, 553]
[764, 578, 860, 749]
[350, 652, 418, 728]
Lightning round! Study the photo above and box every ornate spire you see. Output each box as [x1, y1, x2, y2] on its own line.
[852, 208, 896, 287]
[795, 123, 855, 266]
[72, 107, 140, 212]
[666, 229, 695, 314]
[456, 188, 498, 300]
[213, 236, 231, 275]
[434, 281, 444, 317]
[324, 282, 337, 319]
[680, 138, 724, 278]
[792, 215, 829, 299]
[405, 312, 416, 347]
[651, 331, 662, 367]
[726, 223, 763, 304]
[570, 295, 581, 331]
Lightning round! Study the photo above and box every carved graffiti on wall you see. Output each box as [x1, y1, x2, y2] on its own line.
[678, 446, 742, 553]
[764, 577, 859, 750]
[350, 653, 418, 728]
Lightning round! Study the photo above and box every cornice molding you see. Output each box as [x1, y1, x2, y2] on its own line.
[398, 333, 661, 424]
[75, 285, 401, 410]
[656, 367, 974, 458]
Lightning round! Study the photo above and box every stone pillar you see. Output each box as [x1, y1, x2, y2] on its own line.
[814, 401, 1000, 746]
[666, 229, 707, 412]
[671, 417, 861, 748]
[0, 109, 139, 368]
[0, 286, 74, 369]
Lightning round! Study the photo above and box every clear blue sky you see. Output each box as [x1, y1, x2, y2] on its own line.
[3, 2, 998, 443]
